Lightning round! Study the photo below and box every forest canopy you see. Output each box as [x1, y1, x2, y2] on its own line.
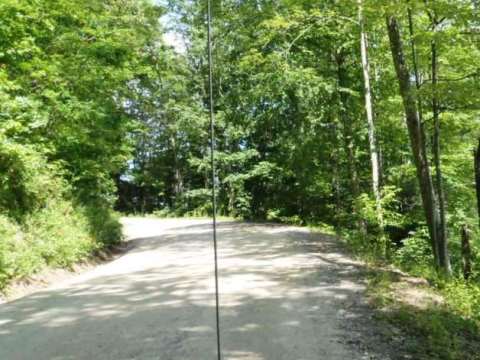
[0, 0, 479, 301]
[1, 1, 479, 356]
[120, 0, 480, 278]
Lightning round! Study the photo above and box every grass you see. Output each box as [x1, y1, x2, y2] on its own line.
[321, 225, 480, 359]
[0, 200, 122, 292]
[365, 268, 480, 360]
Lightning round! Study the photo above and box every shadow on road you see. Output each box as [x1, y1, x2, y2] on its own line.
[0, 221, 388, 360]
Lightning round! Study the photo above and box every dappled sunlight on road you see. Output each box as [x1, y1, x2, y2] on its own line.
[0, 219, 375, 360]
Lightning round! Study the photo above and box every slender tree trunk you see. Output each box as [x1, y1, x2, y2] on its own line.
[386, 14, 446, 271]
[461, 224, 472, 280]
[171, 134, 183, 207]
[407, 9, 424, 122]
[336, 55, 361, 202]
[431, 29, 451, 272]
[358, 1, 384, 243]
[336, 54, 365, 233]
[331, 121, 342, 225]
[474, 139, 480, 228]
[408, 9, 450, 272]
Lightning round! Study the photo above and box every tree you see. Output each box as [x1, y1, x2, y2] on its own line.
[385, 13, 450, 273]
[358, 0, 385, 248]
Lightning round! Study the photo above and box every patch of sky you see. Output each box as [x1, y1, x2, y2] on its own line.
[152, 0, 187, 54]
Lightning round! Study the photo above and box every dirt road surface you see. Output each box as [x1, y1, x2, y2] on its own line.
[0, 218, 387, 359]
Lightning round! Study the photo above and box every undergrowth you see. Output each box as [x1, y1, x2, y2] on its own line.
[342, 227, 480, 360]
[0, 202, 122, 291]
[0, 143, 122, 291]
[367, 271, 480, 360]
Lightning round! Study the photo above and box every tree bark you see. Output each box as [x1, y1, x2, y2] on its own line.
[336, 53, 365, 232]
[359, 1, 384, 240]
[431, 28, 451, 273]
[407, 9, 424, 121]
[331, 121, 342, 225]
[407, 9, 450, 272]
[386, 14, 446, 271]
[336, 55, 360, 200]
[171, 134, 184, 207]
[461, 224, 472, 280]
[474, 139, 480, 228]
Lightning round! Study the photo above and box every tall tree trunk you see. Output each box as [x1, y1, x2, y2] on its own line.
[408, 8, 450, 272]
[461, 224, 472, 280]
[431, 26, 451, 272]
[358, 1, 384, 243]
[336, 55, 361, 200]
[474, 139, 480, 228]
[331, 121, 342, 225]
[171, 134, 183, 207]
[386, 14, 447, 271]
[336, 53, 364, 232]
[407, 9, 424, 121]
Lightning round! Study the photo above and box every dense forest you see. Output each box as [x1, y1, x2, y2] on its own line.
[120, 0, 480, 277]
[1, 0, 480, 355]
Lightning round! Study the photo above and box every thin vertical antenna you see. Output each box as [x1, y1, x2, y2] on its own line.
[207, 0, 221, 359]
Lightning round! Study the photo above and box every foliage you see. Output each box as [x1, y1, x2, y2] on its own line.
[0, 215, 20, 287]
[0, 140, 65, 220]
[367, 270, 480, 360]
[0, 0, 164, 289]
[357, 186, 405, 229]
[0, 0, 478, 355]
[127, 1, 480, 268]
[120, 0, 480, 298]
[394, 227, 435, 273]
[0, 201, 115, 290]
[266, 209, 304, 226]
[0, 0, 478, 349]
[443, 281, 480, 325]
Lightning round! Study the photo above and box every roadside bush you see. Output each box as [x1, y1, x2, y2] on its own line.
[266, 209, 304, 225]
[83, 203, 123, 246]
[394, 227, 434, 273]
[153, 207, 175, 218]
[182, 189, 212, 216]
[0, 215, 21, 288]
[0, 144, 122, 290]
[24, 200, 97, 268]
[356, 186, 405, 231]
[0, 141, 66, 220]
[443, 281, 480, 324]
[0, 201, 122, 290]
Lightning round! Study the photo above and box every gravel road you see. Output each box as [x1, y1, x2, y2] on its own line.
[0, 218, 387, 360]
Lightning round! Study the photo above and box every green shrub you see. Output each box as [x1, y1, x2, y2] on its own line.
[181, 189, 212, 217]
[443, 281, 480, 324]
[394, 227, 434, 273]
[0, 137, 124, 291]
[24, 200, 97, 268]
[0, 141, 67, 220]
[230, 191, 252, 219]
[153, 207, 175, 218]
[266, 209, 303, 225]
[82, 203, 123, 246]
[356, 186, 404, 230]
[0, 214, 46, 288]
[0, 215, 21, 288]
[0, 201, 122, 290]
